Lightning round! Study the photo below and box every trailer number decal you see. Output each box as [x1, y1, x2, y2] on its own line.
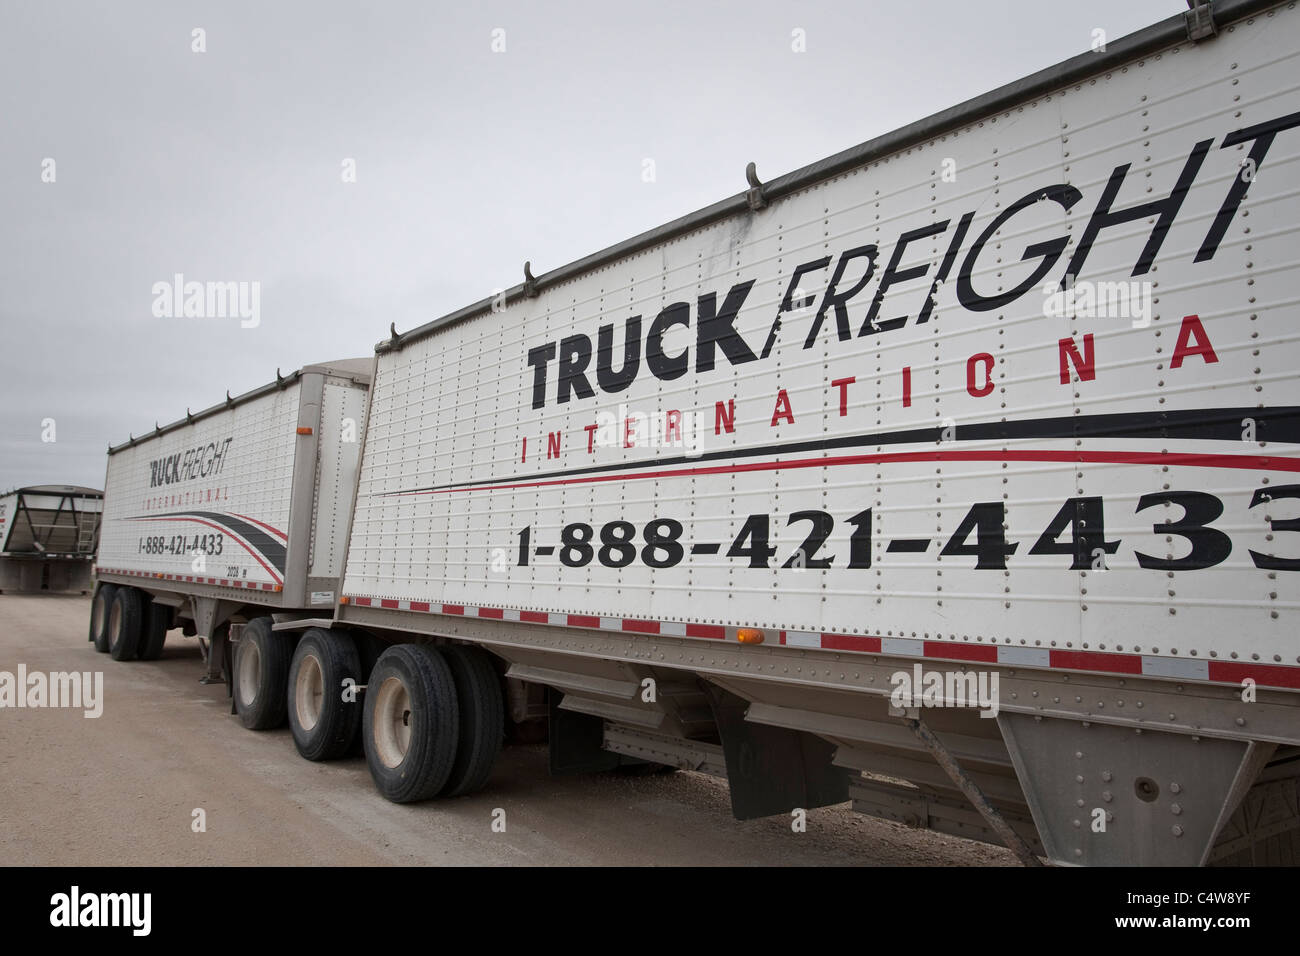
[512, 486, 1298, 573]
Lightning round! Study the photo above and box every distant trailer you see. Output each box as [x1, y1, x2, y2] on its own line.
[0, 485, 103, 593]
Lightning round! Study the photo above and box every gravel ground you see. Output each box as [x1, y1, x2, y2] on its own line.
[0, 593, 1012, 866]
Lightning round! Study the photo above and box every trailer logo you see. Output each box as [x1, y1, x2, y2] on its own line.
[151, 273, 260, 328]
[522, 110, 1300, 408]
[149, 438, 233, 488]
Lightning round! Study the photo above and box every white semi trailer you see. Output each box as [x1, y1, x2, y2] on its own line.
[91, 360, 370, 684]
[94, 0, 1300, 865]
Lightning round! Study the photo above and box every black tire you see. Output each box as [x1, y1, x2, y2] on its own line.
[363, 644, 459, 803]
[89, 584, 116, 653]
[233, 617, 290, 730]
[108, 588, 144, 661]
[288, 628, 362, 761]
[346, 631, 386, 757]
[137, 600, 170, 661]
[353, 630, 385, 682]
[440, 644, 504, 797]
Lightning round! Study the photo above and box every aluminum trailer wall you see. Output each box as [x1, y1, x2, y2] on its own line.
[94, 359, 369, 673]
[327, 1, 1300, 866]
[341, 10, 1300, 676]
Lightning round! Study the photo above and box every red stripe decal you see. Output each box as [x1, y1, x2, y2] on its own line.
[686, 623, 726, 640]
[925, 641, 998, 663]
[1207, 660, 1300, 690]
[332, 599, 1300, 690]
[1050, 649, 1143, 674]
[822, 633, 883, 653]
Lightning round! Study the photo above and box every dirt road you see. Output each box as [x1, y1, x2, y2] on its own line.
[0, 593, 1010, 866]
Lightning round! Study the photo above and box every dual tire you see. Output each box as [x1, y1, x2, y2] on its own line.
[233, 617, 290, 730]
[108, 587, 144, 661]
[89, 584, 116, 653]
[137, 602, 170, 660]
[363, 643, 503, 803]
[288, 627, 363, 761]
[227, 620, 506, 802]
[236, 622, 368, 765]
[90, 584, 170, 660]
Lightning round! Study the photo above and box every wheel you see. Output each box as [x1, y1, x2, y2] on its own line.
[233, 617, 290, 730]
[89, 584, 116, 653]
[108, 588, 144, 661]
[441, 645, 504, 797]
[136, 600, 170, 661]
[288, 628, 362, 761]
[363, 644, 459, 803]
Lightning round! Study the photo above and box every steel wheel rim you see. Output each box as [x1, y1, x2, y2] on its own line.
[373, 676, 412, 769]
[108, 601, 121, 649]
[238, 639, 262, 708]
[295, 653, 325, 731]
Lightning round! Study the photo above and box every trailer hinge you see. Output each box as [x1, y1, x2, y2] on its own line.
[523, 260, 539, 298]
[745, 162, 767, 211]
[1185, 0, 1217, 42]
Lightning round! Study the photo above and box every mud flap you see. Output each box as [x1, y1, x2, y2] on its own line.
[705, 685, 848, 820]
[547, 689, 621, 774]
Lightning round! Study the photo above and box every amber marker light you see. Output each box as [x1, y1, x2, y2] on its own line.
[736, 628, 765, 644]
[296, 426, 313, 435]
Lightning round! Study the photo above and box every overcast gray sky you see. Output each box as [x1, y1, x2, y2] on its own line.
[0, 0, 1183, 491]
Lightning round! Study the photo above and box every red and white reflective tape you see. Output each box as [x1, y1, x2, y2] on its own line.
[342, 597, 1300, 691]
[97, 567, 279, 592]
[346, 595, 727, 639]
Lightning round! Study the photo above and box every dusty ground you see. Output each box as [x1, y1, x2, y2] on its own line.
[0, 593, 1012, 866]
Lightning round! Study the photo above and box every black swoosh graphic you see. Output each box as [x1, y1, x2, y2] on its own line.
[381, 406, 1299, 496]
